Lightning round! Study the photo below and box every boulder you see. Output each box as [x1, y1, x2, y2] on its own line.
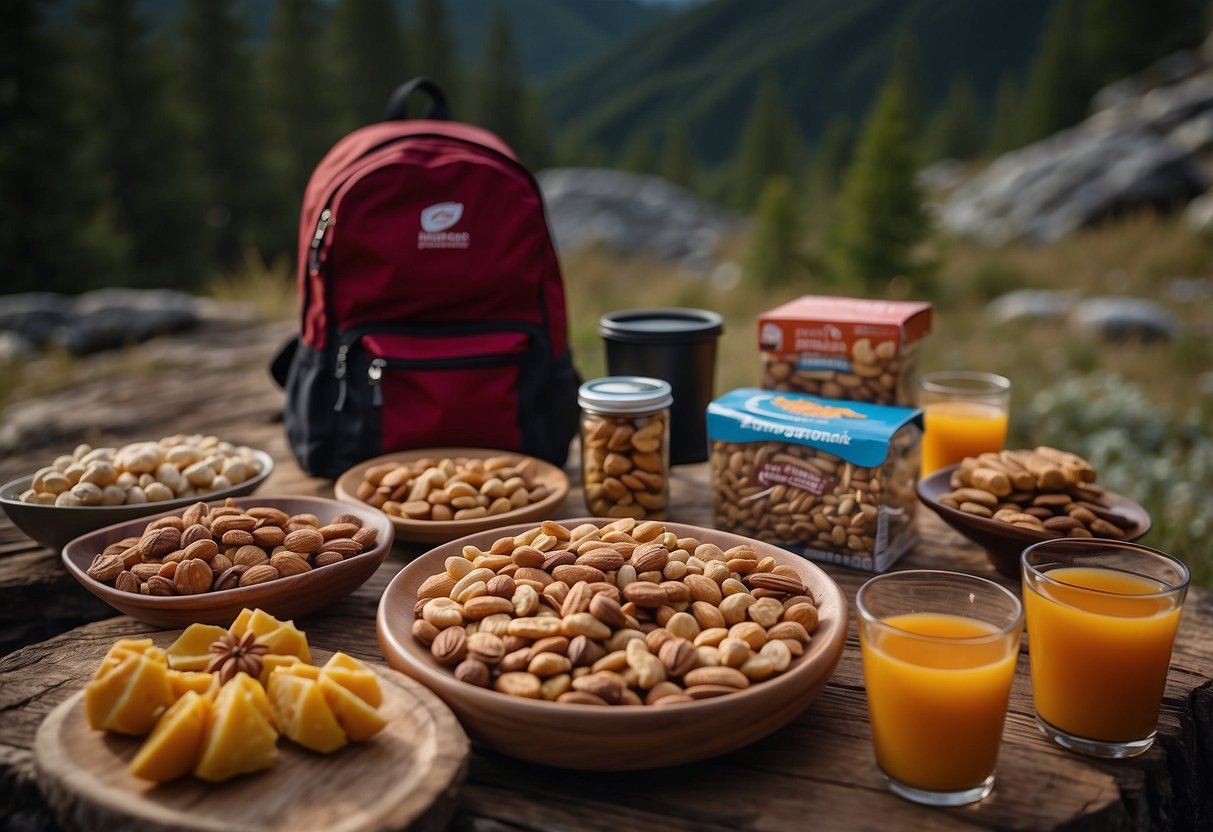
[942, 42, 1213, 246]
[537, 168, 742, 273]
[0, 289, 202, 356]
[942, 126, 1207, 245]
[1071, 297, 1179, 342]
[986, 290, 1077, 325]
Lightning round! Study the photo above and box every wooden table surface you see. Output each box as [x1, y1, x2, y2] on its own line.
[1, 323, 1210, 831]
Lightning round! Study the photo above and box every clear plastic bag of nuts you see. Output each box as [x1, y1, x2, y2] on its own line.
[578, 377, 671, 521]
[707, 388, 922, 572]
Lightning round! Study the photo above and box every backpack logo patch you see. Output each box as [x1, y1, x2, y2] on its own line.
[421, 202, 463, 232]
[418, 202, 470, 249]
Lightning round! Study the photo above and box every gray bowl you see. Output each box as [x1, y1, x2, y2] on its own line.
[0, 449, 274, 553]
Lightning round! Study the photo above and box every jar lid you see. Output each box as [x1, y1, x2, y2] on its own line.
[598, 308, 724, 344]
[578, 376, 673, 413]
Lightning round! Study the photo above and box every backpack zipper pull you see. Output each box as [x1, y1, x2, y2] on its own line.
[333, 344, 349, 411]
[368, 359, 386, 407]
[309, 208, 332, 273]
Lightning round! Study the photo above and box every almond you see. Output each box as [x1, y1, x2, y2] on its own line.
[87, 553, 125, 581]
[283, 527, 324, 553]
[239, 563, 280, 587]
[270, 551, 311, 577]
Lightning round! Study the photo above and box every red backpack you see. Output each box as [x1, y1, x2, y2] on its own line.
[272, 79, 580, 478]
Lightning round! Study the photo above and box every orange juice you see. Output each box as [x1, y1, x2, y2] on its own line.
[921, 401, 1009, 474]
[860, 612, 1018, 792]
[1025, 566, 1182, 742]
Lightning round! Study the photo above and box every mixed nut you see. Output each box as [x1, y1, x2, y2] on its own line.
[762, 337, 911, 406]
[84, 499, 379, 595]
[410, 518, 820, 705]
[16, 435, 264, 507]
[354, 454, 551, 521]
[938, 447, 1136, 538]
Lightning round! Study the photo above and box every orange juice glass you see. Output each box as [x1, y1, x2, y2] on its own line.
[918, 371, 1011, 475]
[857, 571, 1023, 806]
[1022, 539, 1189, 758]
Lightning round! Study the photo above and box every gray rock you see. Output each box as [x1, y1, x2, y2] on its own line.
[0, 331, 35, 363]
[1071, 297, 1180, 342]
[942, 126, 1207, 245]
[943, 43, 1213, 246]
[986, 290, 1077, 325]
[918, 159, 968, 194]
[537, 168, 742, 273]
[0, 289, 202, 356]
[0, 293, 73, 347]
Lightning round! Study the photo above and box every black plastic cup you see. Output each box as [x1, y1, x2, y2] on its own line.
[598, 308, 724, 465]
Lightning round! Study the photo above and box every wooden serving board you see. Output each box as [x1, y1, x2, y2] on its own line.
[33, 652, 469, 832]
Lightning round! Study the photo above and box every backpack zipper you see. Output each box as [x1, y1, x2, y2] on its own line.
[368, 359, 386, 407]
[333, 343, 350, 412]
[308, 209, 332, 273]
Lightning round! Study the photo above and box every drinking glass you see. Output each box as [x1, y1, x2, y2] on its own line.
[1022, 538, 1189, 758]
[917, 371, 1011, 475]
[857, 570, 1023, 806]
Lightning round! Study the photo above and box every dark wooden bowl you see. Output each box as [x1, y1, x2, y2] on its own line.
[334, 448, 570, 544]
[62, 496, 393, 628]
[377, 519, 848, 771]
[916, 466, 1151, 579]
[1, 450, 274, 553]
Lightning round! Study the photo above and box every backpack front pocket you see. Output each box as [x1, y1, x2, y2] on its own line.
[336, 326, 533, 456]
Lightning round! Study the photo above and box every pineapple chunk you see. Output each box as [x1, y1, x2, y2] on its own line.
[318, 676, 386, 742]
[129, 691, 210, 782]
[165, 624, 230, 671]
[194, 673, 279, 782]
[267, 669, 347, 753]
[320, 653, 382, 708]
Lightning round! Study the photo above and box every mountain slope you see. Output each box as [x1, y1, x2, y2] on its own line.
[406, 0, 667, 79]
[546, 0, 1054, 162]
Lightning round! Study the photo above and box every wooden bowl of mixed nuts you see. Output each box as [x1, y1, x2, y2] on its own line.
[376, 518, 847, 770]
[334, 448, 569, 544]
[62, 496, 393, 627]
[0, 435, 273, 553]
[917, 447, 1151, 578]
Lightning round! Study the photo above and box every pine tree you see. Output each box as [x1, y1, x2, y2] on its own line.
[1020, 0, 1089, 143]
[412, 0, 461, 108]
[987, 75, 1022, 154]
[72, 0, 208, 289]
[472, 5, 525, 150]
[825, 78, 930, 290]
[263, 0, 337, 219]
[744, 176, 802, 289]
[890, 29, 925, 140]
[660, 118, 697, 191]
[519, 89, 554, 171]
[924, 76, 982, 161]
[177, 0, 273, 270]
[810, 114, 854, 197]
[1, 0, 122, 293]
[327, 0, 408, 133]
[735, 74, 805, 210]
[619, 131, 656, 174]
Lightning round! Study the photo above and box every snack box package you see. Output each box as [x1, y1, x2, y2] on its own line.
[758, 296, 933, 406]
[707, 388, 923, 573]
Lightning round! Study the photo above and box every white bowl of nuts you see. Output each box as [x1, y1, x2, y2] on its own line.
[376, 518, 847, 770]
[62, 496, 392, 627]
[0, 435, 274, 552]
[334, 448, 569, 544]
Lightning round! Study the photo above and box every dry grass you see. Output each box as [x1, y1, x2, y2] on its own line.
[210, 249, 296, 322]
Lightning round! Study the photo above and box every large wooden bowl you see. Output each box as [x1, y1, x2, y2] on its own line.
[377, 519, 848, 771]
[62, 496, 394, 628]
[334, 448, 569, 544]
[0, 449, 274, 554]
[917, 466, 1151, 578]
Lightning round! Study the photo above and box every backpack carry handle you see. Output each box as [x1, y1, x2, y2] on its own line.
[384, 77, 451, 121]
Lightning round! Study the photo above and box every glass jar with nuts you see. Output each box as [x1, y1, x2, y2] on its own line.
[578, 377, 672, 521]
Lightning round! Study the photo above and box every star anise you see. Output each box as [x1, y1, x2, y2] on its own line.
[207, 631, 269, 684]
